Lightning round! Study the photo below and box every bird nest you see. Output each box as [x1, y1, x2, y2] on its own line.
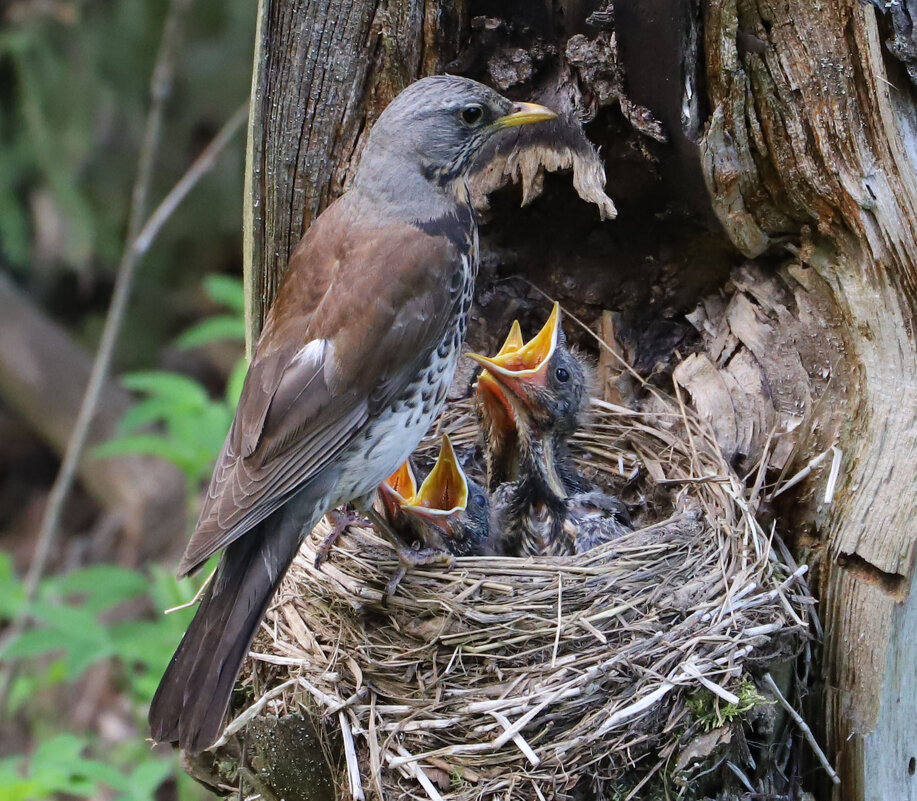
[233, 383, 813, 801]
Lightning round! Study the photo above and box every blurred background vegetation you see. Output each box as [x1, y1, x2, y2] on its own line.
[0, 0, 257, 797]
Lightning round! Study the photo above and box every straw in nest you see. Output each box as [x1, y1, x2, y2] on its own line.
[225, 379, 814, 801]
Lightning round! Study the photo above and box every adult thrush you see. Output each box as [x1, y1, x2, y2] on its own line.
[149, 76, 555, 753]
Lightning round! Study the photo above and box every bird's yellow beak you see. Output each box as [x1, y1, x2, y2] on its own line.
[496, 320, 525, 357]
[474, 320, 524, 425]
[402, 435, 468, 519]
[378, 460, 418, 523]
[467, 302, 561, 386]
[491, 101, 557, 129]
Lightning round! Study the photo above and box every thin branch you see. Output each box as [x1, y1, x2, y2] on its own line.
[762, 673, 840, 785]
[0, 0, 248, 713]
[132, 104, 248, 257]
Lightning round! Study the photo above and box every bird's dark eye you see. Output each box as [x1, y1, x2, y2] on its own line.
[555, 367, 570, 382]
[473, 492, 487, 507]
[460, 104, 485, 126]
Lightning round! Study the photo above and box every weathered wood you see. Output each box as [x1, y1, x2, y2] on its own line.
[698, 1, 917, 797]
[238, 0, 468, 795]
[0, 273, 186, 561]
[236, 0, 917, 798]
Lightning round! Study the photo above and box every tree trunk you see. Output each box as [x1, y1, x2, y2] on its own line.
[696, 3, 917, 798]
[230, 0, 917, 798]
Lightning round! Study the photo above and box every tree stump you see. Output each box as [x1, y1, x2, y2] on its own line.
[226, 1, 917, 799]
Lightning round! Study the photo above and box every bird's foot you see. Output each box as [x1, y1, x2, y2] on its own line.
[384, 546, 455, 600]
[360, 505, 407, 549]
[314, 508, 368, 568]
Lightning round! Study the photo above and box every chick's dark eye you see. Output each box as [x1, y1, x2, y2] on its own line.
[473, 493, 487, 507]
[460, 104, 485, 126]
[555, 367, 570, 383]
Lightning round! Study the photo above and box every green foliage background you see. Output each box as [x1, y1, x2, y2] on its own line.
[0, 1, 256, 798]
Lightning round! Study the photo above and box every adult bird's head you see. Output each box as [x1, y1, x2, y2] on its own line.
[354, 76, 556, 201]
[400, 435, 491, 557]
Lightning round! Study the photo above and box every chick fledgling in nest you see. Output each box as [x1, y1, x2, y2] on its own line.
[468, 302, 632, 556]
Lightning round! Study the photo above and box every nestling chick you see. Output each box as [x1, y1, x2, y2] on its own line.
[381, 435, 492, 557]
[469, 302, 631, 556]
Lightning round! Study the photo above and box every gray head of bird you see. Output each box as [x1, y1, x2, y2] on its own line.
[354, 75, 556, 193]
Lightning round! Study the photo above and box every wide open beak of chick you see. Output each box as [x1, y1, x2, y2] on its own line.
[467, 302, 562, 410]
[400, 435, 468, 538]
[475, 319, 524, 427]
[378, 460, 418, 523]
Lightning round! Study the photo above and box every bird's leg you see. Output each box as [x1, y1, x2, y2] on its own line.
[354, 503, 454, 599]
[385, 546, 455, 600]
[314, 507, 367, 568]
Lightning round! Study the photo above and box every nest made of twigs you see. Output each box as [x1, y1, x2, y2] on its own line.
[234, 383, 812, 801]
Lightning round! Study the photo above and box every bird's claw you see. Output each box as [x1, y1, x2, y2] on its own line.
[384, 546, 455, 601]
[314, 508, 368, 568]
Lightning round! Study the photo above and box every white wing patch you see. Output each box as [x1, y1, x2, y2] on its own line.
[292, 338, 327, 369]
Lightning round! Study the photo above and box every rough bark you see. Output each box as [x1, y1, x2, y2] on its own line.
[243, 0, 467, 349]
[697, 3, 917, 797]
[0, 273, 187, 561]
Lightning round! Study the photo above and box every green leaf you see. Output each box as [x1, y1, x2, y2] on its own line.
[1, 628, 72, 660]
[172, 402, 230, 461]
[3, 599, 114, 679]
[71, 757, 132, 793]
[22, 733, 136, 796]
[111, 618, 184, 676]
[0, 552, 24, 620]
[202, 274, 244, 312]
[117, 759, 172, 801]
[175, 315, 245, 349]
[92, 434, 199, 475]
[0, 753, 42, 801]
[225, 357, 248, 406]
[148, 564, 201, 612]
[120, 372, 210, 408]
[116, 397, 180, 434]
[46, 565, 148, 614]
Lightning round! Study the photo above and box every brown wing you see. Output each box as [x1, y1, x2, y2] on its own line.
[178, 197, 465, 575]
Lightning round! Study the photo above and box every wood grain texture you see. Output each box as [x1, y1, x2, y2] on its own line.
[700, 1, 917, 797]
[236, 0, 917, 797]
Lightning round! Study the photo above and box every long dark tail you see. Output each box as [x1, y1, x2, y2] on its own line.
[149, 501, 314, 753]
